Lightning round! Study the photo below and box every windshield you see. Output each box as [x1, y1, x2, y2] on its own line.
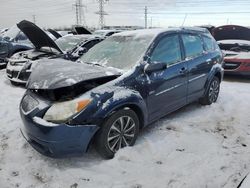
[80, 34, 154, 70]
[3, 25, 20, 40]
[55, 35, 89, 52]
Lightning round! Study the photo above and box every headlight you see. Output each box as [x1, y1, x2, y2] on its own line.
[22, 61, 32, 70]
[43, 98, 92, 123]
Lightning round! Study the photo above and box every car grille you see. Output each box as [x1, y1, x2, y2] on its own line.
[223, 61, 241, 70]
[6, 69, 19, 78]
[21, 95, 39, 113]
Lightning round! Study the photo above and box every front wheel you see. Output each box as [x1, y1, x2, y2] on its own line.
[199, 76, 220, 105]
[95, 108, 139, 159]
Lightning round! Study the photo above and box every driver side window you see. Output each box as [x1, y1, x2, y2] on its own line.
[151, 35, 182, 66]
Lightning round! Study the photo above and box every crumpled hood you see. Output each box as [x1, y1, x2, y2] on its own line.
[27, 59, 122, 90]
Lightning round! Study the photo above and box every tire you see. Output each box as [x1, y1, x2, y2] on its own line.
[95, 108, 140, 159]
[10, 80, 20, 86]
[199, 76, 220, 105]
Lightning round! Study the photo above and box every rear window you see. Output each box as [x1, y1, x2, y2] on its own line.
[182, 34, 203, 58]
[202, 36, 214, 51]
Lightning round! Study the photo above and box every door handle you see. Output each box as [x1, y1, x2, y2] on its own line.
[179, 67, 187, 74]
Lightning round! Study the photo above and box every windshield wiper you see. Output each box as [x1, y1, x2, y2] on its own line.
[81, 61, 105, 67]
[93, 62, 105, 67]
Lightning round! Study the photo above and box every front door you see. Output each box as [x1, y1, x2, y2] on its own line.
[145, 34, 188, 122]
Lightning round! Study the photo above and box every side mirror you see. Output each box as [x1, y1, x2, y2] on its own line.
[78, 48, 87, 56]
[144, 62, 167, 74]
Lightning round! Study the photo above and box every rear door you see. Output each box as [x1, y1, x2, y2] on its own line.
[181, 33, 214, 102]
[145, 34, 188, 121]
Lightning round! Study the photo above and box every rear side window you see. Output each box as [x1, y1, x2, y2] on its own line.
[182, 34, 203, 58]
[151, 35, 182, 66]
[202, 36, 214, 51]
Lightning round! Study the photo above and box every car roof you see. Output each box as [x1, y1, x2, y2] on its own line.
[94, 29, 122, 33]
[59, 34, 104, 40]
[113, 27, 210, 38]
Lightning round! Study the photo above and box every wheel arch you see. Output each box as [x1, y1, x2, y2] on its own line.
[214, 71, 222, 83]
[201, 67, 222, 99]
[93, 90, 148, 129]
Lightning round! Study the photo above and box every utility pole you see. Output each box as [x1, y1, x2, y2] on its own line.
[73, 0, 86, 25]
[144, 6, 148, 29]
[73, 0, 79, 25]
[95, 0, 109, 29]
[32, 15, 36, 24]
[78, 0, 86, 26]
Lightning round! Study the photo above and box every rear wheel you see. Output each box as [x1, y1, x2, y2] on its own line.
[95, 108, 139, 159]
[199, 76, 220, 105]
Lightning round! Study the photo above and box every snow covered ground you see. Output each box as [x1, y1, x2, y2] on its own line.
[0, 69, 250, 188]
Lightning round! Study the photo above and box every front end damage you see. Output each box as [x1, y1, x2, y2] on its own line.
[19, 61, 122, 157]
[6, 58, 32, 84]
[20, 90, 99, 157]
[6, 50, 59, 84]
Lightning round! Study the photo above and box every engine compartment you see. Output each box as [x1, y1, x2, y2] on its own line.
[30, 75, 119, 101]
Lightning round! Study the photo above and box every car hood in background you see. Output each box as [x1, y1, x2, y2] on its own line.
[17, 20, 63, 53]
[47, 29, 62, 39]
[27, 59, 122, 90]
[213, 25, 250, 41]
[73, 26, 92, 35]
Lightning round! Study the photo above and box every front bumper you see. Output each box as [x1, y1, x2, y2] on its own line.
[20, 121, 98, 158]
[223, 60, 250, 76]
[20, 93, 99, 158]
[6, 67, 30, 84]
[0, 60, 7, 69]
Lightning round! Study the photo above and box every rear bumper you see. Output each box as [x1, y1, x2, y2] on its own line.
[20, 111, 99, 158]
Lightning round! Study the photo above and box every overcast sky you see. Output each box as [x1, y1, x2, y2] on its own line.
[1, 0, 250, 29]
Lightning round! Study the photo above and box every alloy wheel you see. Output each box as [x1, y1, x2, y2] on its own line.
[208, 79, 219, 103]
[107, 116, 136, 152]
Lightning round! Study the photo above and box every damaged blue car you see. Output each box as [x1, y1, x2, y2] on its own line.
[20, 27, 224, 158]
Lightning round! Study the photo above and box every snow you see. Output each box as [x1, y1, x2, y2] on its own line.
[240, 174, 250, 188]
[1, 69, 250, 188]
[113, 28, 169, 39]
[33, 117, 58, 127]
